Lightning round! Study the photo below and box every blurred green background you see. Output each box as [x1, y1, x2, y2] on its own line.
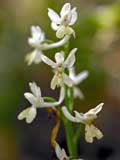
[0, 0, 120, 159]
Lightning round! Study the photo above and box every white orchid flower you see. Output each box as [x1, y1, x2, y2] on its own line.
[62, 103, 104, 143]
[48, 3, 78, 39]
[69, 68, 89, 99]
[26, 26, 45, 65]
[41, 48, 77, 90]
[55, 142, 83, 160]
[26, 25, 71, 65]
[18, 82, 64, 123]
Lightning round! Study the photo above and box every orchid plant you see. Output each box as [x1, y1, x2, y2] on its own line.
[18, 3, 104, 160]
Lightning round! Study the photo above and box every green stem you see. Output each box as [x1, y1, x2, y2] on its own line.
[74, 124, 83, 144]
[64, 119, 77, 156]
[62, 41, 78, 157]
[65, 86, 74, 112]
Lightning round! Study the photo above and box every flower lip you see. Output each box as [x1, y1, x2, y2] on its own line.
[17, 107, 37, 124]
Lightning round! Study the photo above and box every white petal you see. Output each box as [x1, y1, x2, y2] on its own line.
[29, 26, 45, 47]
[69, 8, 78, 25]
[85, 124, 103, 143]
[91, 125, 103, 140]
[74, 111, 85, 121]
[55, 51, 64, 64]
[26, 107, 37, 123]
[25, 50, 42, 66]
[55, 142, 68, 160]
[69, 67, 75, 78]
[50, 72, 64, 90]
[55, 142, 63, 159]
[29, 82, 41, 97]
[71, 70, 89, 85]
[33, 50, 43, 64]
[61, 149, 68, 160]
[38, 28, 45, 42]
[65, 26, 75, 36]
[28, 37, 36, 47]
[25, 51, 36, 66]
[85, 124, 94, 143]
[62, 106, 80, 122]
[56, 26, 66, 39]
[18, 107, 37, 124]
[57, 87, 65, 104]
[48, 8, 60, 24]
[17, 108, 30, 120]
[31, 26, 41, 37]
[24, 92, 36, 105]
[73, 87, 84, 99]
[50, 74, 59, 90]
[87, 103, 104, 115]
[64, 48, 77, 68]
[60, 3, 71, 17]
[41, 54, 57, 68]
[63, 73, 73, 87]
[51, 22, 59, 31]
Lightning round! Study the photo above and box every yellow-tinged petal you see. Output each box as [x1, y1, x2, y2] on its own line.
[85, 124, 103, 143]
[85, 124, 94, 143]
[65, 26, 74, 35]
[51, 74, 59, 90]
[26, 107, 37, 123]
[56, 26, 66, 39]
[18, 108, 30, 120]
[91, 124, 103, 140]
[17, 107, 37, 124]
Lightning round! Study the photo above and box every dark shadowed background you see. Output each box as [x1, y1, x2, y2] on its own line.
[0, 0, 120, 159]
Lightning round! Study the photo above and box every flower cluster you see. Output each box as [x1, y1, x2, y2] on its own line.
[18, 2, 104, 160]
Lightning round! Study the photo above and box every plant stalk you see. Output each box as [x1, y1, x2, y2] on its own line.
[63, 41, 78, 157]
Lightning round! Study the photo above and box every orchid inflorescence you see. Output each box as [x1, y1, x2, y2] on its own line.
[18, 3, 104, 160]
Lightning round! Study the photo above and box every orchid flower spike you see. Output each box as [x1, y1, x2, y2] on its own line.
[62, 103, 104, 143]
[48, 3, 78, 39]
[18, 82, 64, 123]
[69, 68, 89, 99]
[26, 26, 45, 65]
[55, 142, 83, 160]
[41, 48, 77, 90]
